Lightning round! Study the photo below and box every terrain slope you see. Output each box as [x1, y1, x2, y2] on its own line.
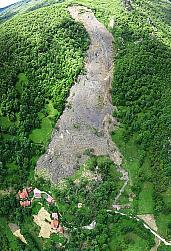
[36, 5, 123, 183]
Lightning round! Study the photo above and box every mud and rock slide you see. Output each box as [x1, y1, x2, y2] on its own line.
[35, 5, 171, 249]
[36, 5, 125, 185]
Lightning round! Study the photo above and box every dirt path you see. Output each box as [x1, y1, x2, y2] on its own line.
[36, 5, 123, 184]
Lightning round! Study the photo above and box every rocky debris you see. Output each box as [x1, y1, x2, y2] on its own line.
[36, 5, 122, 183]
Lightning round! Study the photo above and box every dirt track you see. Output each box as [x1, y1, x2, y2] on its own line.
[36, 5, 122, 183]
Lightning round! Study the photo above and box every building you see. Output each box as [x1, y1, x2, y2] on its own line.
[18, 189, 28, 200]
[57, 225, 64, 234]
[51, 219, 59, 230]
[33, 188, 41, 199]
[46, 195, 54, 204]
[20, 200, 31, 207]
[52, 213, 58, 219]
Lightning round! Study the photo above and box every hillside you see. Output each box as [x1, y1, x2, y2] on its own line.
[0, 0, 171, 250]
[0, 0, 64, 23]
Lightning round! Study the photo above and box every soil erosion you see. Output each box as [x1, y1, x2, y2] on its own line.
[36, 6, 125, 185]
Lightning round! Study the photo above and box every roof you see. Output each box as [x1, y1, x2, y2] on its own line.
[18, 189, 28, 199]
[57, 225, 64, 234]
[33, 188, 41, 198]
[52, 213, 58, 219]
[46, 196, 54, 204]
[51, 219, 59, 229]
[20, 200, 31, 207]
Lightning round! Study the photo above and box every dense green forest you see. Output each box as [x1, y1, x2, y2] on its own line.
[0, 3, 89, 189]
[0, 0, 171, 250]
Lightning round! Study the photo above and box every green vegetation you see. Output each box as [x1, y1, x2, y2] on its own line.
[29, 117, 52, 144]
[157, 214, 171, 239]
[109, 0, 171, 238]
[138, 182, 154, 214]
[0, 3, 89, 189]
[69, 0, 171, 240]
[1, 0, 171, 249]
[0, 218, 19, 251]
[0, 157, 155, 250]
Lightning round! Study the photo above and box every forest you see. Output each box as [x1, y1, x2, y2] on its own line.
[0, 3, 89, 189]
[0, 0, 171, 250]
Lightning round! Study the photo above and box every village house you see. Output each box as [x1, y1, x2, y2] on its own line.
[18, 188, 28, 200]
[33, 188, 42, 199]
[52, 212, 58, 219]
[57, 225, 64, 234]
[46, 195, 54, 204]
[20, 200, 31, 207]
[51, 219, 59, 230]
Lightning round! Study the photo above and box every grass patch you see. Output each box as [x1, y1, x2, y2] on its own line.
[163, 186, 171, 205]
[29, 117, 52, 144]
[112, 128, 141, 186]
[157, 214, 171, 238]
[109, 216, 155, 251]
[16, 73, 28, 94]
[0, 116, 13, 129]
[46, 100, 59, 118]
[138, 182, 154, 214]
[125, 233, 151, 251]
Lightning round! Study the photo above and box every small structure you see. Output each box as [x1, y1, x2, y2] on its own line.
[46, 195, 54, 204]
[20, 200, 31, 207]
[57, 225, 64, 234]
[112, 204, 121, 210]
[78, 203, 83, 208]
[51, 219, 59, 230]
[52, 213, 58, 219]
[27, 187, 33, 193]
[34, 188, 41, 199]
[18, 189, 28, 200]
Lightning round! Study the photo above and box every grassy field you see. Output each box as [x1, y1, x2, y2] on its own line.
[0, 116, 15, 129]
[157, 214, 171, 239]
[163, 186, 171, 205]
[29, 117, 53, 144]
[112, 128, 141, 184]
[138, 182, 154, 214]
[125, 233, 151, 251]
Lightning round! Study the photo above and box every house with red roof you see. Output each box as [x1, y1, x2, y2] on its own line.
[20, 200, 31, 207]
[18, 189, 28, 200]
[51, 219, 59, 230]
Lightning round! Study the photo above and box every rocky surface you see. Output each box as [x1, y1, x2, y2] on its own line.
[36, 5, 122, 183]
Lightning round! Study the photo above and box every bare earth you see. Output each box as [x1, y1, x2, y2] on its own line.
[137, 214, 158, 231]
[33, 207, 53, 238]
[9, 223, 27, 244]
[36, 6, 123, 183]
